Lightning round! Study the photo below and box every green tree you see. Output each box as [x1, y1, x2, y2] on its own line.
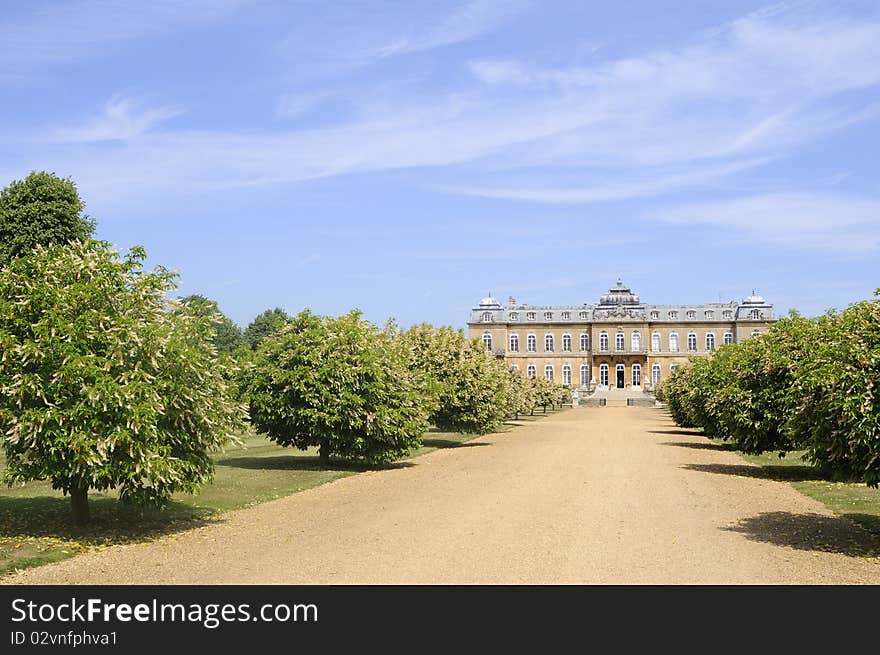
[788, 296, 880, 485]
[0, 171, 95, 267]
[243, 307, 289, 350]
[177, 294, 244, 354]
[0, 241, 247, 524]
[245, 310, 431, 464]
[400, 324, 508, 434]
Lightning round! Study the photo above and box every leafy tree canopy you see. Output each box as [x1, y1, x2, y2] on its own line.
[177, 294, 244, 354]
[0, 241, 247, 524]
[0, 171, 95, 267]
[243, 307, 289, 350]
[245, 310, 430, 464]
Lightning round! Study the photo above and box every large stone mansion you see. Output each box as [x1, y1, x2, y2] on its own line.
[467, 280, 775, 392]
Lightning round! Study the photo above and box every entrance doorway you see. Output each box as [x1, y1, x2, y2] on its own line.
[616, 363, 625, 388]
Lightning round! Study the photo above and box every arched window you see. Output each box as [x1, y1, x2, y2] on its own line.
[561, 311, 571, 320]
[615, 332, 625, 351]
[544, 334, 554, 352]
[509, 334, 519, 352]
[509, 312, 519, 321]
[724, 331, 734, 345]
[482, 333, 492, 351]
[580, 333, 589, 351]
[749, 309, 762, 319]
[632, 363, 641, 387]
[669, 333, 679, 352]
[579, 311, 589, 320]
[650, 311, 659, 320]
[562, 334, 572, 352]
[631, 331, 641, 352]
[527, 334, 536, 352]
[668, 311, 678, 319]
[481, 312, 493, 322]
[526, 312, 536, 321]
[599, 363, 609, 387]
[686, 310, 696, 320]
[580, 364, 590, 386]
[544, 364, 554, 381]
[562, 364, 571, 386]
[687, 332, 697, 352]
[706, 333, 715, 351]
[670, 363, 679, 373]
[600, 332, 609, 352]
[652, 333, 661, 352]
[652, 364, 661, 385]
[544, 312, 553, 320]
[527, 364, 536, 378]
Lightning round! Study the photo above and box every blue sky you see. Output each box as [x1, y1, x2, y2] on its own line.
[2, 0, 879, 329]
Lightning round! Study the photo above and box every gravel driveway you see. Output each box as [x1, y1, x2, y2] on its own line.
[6, 407, 880, 584]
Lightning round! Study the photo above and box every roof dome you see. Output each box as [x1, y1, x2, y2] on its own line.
[598, 279, 640, 306]
[478, 294, 501, 308]
[743, 290, 766, 304]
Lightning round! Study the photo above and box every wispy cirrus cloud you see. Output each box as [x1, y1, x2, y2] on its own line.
[649, 193, 880, 253]
[12, 3, 880, 234]
[49, 96, 183, 143]
[0, 0, 249, 82]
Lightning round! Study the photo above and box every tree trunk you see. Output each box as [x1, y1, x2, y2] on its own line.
[71, 485, 90, 526]
[318, 445, 330, 466]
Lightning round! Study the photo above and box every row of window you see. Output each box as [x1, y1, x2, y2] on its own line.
[483, 330, 758, 353]
[511, 362, 675, 386]
[482, 308, 761, 322]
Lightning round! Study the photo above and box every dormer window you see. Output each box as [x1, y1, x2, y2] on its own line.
[686, 310, 696, 320]
[650, 311, 659, 320]
[526, 312, 536, 321]
[561, 311, 571, 320]
[723, 310, 733, 319]
[579, 311, 589, 320]
[481, 312, 493, 322]
[544, 312, 553, 320]
[668, 311, 678, 319]
[705, 310, 714, 319]
[509, 312, 519, 321]
[749, 309, 762, 320]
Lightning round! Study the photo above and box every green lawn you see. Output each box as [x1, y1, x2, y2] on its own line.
[739, 450, 880, 538]
[0, 408, 569, 577]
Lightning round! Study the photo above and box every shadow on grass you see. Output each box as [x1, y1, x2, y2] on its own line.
[216, 455, 414, 472]
[0, 495, 217, 544]
[659, 441, 738, 452]
[683, 462, 825, 482]
[722, 511, 880, 557]
[419, 439, 490, 449]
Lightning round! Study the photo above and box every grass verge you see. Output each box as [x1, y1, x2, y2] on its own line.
[739, 450, 880, 538]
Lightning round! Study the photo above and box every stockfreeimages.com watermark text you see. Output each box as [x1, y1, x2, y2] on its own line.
[10, 596, 318, 631]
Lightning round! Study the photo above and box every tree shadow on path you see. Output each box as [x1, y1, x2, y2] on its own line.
[723, 512, 880, 557]
[216, 456, 415, 472]
[660, 440, 737, 451]
[419, 438, 491, 449]
[683, 462, 824, 482]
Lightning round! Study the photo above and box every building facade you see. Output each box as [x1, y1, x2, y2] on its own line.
[467, 280, 775, 391]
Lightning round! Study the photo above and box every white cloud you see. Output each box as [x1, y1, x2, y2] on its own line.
[50, 96, 183, 143]
[0, 1, 249, 82]
[649, 193, 880, 253]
